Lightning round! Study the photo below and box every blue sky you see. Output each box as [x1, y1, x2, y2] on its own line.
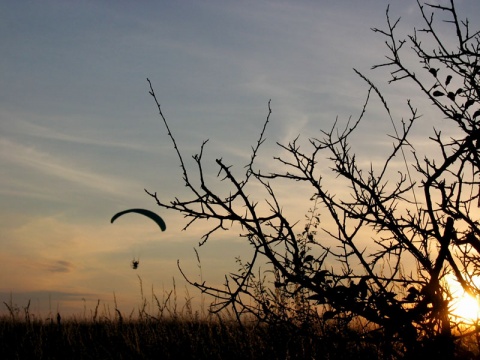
[1, 0, 478, 316]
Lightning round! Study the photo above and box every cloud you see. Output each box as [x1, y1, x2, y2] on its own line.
[0, 137, 139, 198]
[43, 260, 74, 273]
[3, 116, 160, 154]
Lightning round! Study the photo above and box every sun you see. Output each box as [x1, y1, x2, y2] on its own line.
[447, 275, 480, 322]
[451, 292, 480, 321]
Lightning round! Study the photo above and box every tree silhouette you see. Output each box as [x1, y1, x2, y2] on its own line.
[145, 1, 479, 357]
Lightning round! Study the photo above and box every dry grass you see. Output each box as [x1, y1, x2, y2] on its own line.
[1, 281, 478, 359]
[0, 285, 381, 359]
[0, 315, 387, 359]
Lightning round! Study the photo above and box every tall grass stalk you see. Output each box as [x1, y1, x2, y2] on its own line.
[1, 284, 478, 359]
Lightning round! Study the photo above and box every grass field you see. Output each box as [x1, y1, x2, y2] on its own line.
[2, 283, 479, 359]
[3, 310, 480, 359]
[0, 315, 388, 359]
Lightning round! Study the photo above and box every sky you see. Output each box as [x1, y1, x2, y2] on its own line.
[1, 0, 479, 317]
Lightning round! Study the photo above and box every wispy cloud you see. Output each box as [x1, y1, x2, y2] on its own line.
[0, 137, 139, 197]
[43, 260, 75, 273]
[4, 117, 160, 154]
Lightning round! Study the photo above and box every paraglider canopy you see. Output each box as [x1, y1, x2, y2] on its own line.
[111, 208, 166, 231]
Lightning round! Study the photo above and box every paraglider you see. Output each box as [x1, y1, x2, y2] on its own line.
[111, 208, 166, 269]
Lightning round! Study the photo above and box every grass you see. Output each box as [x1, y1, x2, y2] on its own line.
[0, 314, 387, 359]
[1, 280, 479, 359]
[0, 288, 381, 359]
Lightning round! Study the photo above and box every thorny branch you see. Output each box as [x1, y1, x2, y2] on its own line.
[145, 1, 480, 357]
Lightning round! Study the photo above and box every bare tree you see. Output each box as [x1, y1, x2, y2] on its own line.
[144, 1, 479, 357]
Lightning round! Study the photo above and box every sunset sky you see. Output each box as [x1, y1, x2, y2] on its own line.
[1, 0, 479, 316]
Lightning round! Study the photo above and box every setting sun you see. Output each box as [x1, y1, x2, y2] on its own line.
[448, 276, 480, 322]
[451, 292, 480, 321]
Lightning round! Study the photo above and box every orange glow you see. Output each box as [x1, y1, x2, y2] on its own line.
[448, 275, 480, 323]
